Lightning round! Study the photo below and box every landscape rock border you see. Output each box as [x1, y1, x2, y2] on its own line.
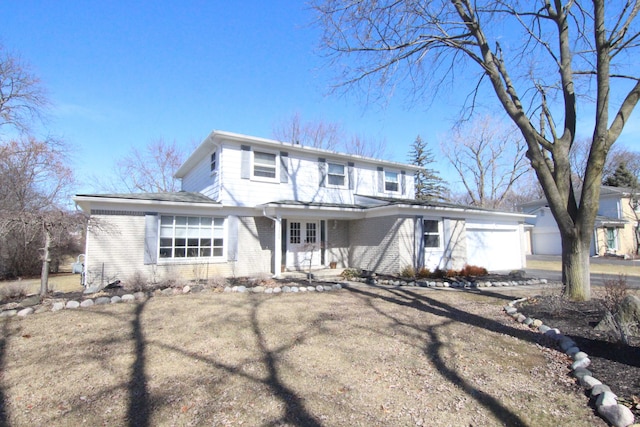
[503, 298, 637, 427]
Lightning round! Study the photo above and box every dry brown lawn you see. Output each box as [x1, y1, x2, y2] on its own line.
[0, 284, 605, 426]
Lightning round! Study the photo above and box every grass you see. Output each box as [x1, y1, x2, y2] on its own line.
[0, 273, 82, 297]
[0, 285, 606, 426]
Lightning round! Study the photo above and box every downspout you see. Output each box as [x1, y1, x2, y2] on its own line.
[263, 207, 282, 278]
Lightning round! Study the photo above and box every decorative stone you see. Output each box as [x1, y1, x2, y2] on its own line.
[161, 288, 174, 296]
[332, 284, 342, 290]
[182, 285, 191, 294]
[265, 288, 273, 294]
[121, 294, 135, 302]
[579, 375, 602, 389]
[272, 287, 281, 293]
[323, 285, 332, 291]
[0, 310, 17, 318]
[51, 302, 65, 312]
[236, 286, 247, 293]
[282, 286, 291, 293]
[574, 351, 589, 361]
[504, 306, 517, 315]
[591, 385, 614, 399]
[598, 404, 635, 427]
[95, 297, 111, 305]
[538, 325, 551, 333]
[110, 296, 122, 304]
[19, 295, 41, 308]
[315, 285, 324, 292]
[291, 287, 299, 292]
[17, 307, 34, 317]
[565, 347, 580, 357]
[299, 287, 306, 292]
[559, 337, 577, 351]
[223, 287, 232, 293]
[252, 286, 265, 293]
[80, 299, 94, 308]
[307, 286, 315, 292]
[595, 391, 618, 407]
[532, 319, 543, 328]
[523, 317, 534, 326]
[571, 358, 591, 370]
[134, 292, 146, 301]
[65, 301, 80, 309]
[544, 328, 562, 339]
[516, 314, 527, 323]
[573, 368, 593, 380]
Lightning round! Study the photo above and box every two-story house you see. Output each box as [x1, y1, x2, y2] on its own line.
[521, 185, 639, 257]
[74, 130, 531, 286]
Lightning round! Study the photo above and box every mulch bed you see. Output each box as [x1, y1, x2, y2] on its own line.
[517, 295, 640, 415]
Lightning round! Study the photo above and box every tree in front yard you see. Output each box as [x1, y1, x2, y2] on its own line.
[313, 0, 640, 300]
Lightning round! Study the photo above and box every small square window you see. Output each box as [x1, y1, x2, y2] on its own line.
[327, 163, 346, 186]
[254, 151, 277, 179]
[385, 171, 399, 192]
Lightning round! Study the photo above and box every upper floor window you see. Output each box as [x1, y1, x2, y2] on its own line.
[159, 215, 225, 259]
[253, 151, 277, 179]
[210, 151, 217, 173]
[327, 162, 346, 187]
[385, 171, 399, 192]
[423, 220, 441, 249]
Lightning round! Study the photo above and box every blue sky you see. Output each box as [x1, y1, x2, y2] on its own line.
[1, 1, 638, 195]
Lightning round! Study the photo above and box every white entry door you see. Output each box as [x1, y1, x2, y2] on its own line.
[286, 221, 322, 269]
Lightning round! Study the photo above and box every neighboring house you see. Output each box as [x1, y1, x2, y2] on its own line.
[74, 130, 531, 286]
[521, 185, 639, 257]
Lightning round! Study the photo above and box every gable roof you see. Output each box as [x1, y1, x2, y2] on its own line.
[176, 130, 421, 178]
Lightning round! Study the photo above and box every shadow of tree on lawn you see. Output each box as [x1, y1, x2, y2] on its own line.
[127, 300, 149, 427]
[345, 285, 535, 427]
[153, 294, 325, 427]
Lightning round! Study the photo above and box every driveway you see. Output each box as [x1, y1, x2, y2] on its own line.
[525, 254, 640, 288]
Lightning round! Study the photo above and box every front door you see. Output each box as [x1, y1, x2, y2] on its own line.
[286, 220, 321, 269]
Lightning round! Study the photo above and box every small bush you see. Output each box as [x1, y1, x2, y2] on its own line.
[603, 274, 629, 313]
[0, 282, 28, 302]
[416, 267, 431, 279]
[208, 274, 228, 289]
[460, 265, 488, 277]
[399, 265, 416, 278]
[432, 269, 447, 279]
[123, 271, 150, 293]
[341, 268, 361, 280]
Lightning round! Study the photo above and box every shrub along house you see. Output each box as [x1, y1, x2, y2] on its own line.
[74, 130, 531, 286]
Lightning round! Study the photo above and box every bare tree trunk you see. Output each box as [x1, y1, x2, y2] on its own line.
[561, 234, 591, 301]
[40, 227, 51, 296]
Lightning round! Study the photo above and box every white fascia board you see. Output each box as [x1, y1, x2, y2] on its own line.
[363, 203, 535, 222]
[73, 195, 223, 214]
[261, 204, 365, 220]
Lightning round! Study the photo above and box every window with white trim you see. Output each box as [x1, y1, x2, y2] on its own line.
[327, 162, 346, 186]
[605, 227, 618, 251]
[423, 220, 441, 249]
[253, 151, 277, 179]
[159, 216, 225, 259]
[385, 171, 399, 192]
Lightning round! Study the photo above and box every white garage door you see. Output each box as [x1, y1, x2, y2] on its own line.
[466, 228, 522, 271]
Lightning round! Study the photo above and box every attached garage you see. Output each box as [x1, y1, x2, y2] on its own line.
[466, 224, 524, 271]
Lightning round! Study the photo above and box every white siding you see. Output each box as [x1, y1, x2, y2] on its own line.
[183, 139, 416, 206]
[181, 154, 220, 200]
